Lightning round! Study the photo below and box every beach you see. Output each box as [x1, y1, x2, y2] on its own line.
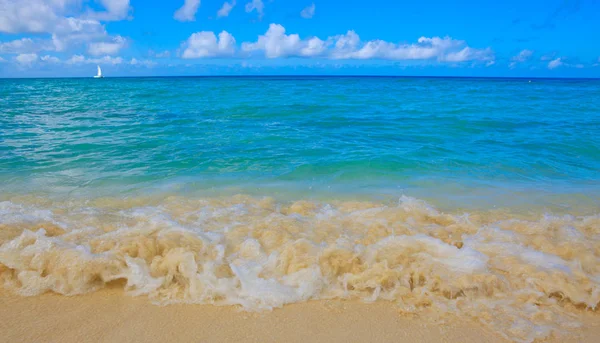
[0, 288, 506, 343]
[1, 194, 599, 342]
[1, 77, 599, 342]
[2, 288, 599, 343]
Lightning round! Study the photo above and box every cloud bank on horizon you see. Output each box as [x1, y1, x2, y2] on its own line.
[0, 0, 598, 77]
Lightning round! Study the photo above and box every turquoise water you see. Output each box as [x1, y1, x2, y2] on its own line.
[1, 76, 598, 210]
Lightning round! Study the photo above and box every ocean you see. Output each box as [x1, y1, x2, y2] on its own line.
[1, 76, 599, 342]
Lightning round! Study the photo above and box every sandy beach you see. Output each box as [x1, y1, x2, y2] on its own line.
[1, 287, 598, 343]
[0, 288, 505, 343]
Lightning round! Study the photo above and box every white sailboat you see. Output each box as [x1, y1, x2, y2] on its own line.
[93, 65, 103, 78]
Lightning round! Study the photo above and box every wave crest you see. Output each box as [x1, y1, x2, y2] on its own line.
[1, 195, 599, 342]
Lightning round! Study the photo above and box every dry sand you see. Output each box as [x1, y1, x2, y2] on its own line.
[1, 288, 599, 343]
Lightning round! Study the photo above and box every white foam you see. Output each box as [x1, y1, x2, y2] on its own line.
[0, 195, 598, 342]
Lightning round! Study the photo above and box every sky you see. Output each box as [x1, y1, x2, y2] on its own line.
[0, 0, 599, 78]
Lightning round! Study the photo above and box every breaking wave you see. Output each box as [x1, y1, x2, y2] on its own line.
[1, 194, 599, 342]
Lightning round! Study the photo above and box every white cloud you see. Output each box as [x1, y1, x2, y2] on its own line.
[328, 30, 360, 58]
[95, 55, 124, 65]
[239, 24, 494, 63]
[0, 56, 6, 63]
[328, 32, 493, 62]
[0, 38, 53, 54]
[300, 3, 315, 19]
[513, 49, 533, 62]
[174, 0, 201, 22]
[242, 24, 326, 58]
[440, 47, 494, 63]
[0, 0, 131, 33]
[67, 54, 123, 65]
[15, 53, 38, 66]
[548, 58, 563, 69]
[541, 57, 587, 69]
[88, 35, 126, 55]
[245, 0, 264, 20]
[302, 37, 327, 57]
[509, 49, 533, 68]
[0, 1, 129, 55]
[0, 0, 74, 34]
[88, 0, 132, 21]
[67, 54, 86, 64]
[41, 55, 60, 63]
[181, 31, 236, 58]
[130, 58, 157, 67]
[217, 0, 236, 18]
[52, 18, 108, 51]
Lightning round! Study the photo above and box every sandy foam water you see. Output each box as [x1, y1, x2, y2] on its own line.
[0, 194, 599, 342]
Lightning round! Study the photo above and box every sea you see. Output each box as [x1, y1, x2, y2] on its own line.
[1, 76, 599, 342]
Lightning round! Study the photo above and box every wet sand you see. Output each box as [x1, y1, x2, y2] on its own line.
[1, 288, 599, 343]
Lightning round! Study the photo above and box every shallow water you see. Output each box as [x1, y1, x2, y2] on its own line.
[1, 77, 599, 342]
[1, 77, 599, 210]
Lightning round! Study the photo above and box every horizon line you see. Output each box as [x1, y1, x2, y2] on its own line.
[2, 75, 600, 81]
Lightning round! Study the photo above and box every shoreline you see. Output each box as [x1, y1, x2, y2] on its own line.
[1, 194, 599, 341]
[1, 289, 599, 343]
[2, 182, 599, 217]
[0, 288, 507, 343]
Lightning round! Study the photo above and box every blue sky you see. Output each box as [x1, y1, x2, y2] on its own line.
[0, 0, 599, 77]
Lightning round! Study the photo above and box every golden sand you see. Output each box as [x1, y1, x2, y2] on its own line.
[2, 288, 600, 343]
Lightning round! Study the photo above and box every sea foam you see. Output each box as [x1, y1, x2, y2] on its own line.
[1, 195, 599, 342]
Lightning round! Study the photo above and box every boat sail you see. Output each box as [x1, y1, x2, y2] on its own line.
[93, 65, 103, 78]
